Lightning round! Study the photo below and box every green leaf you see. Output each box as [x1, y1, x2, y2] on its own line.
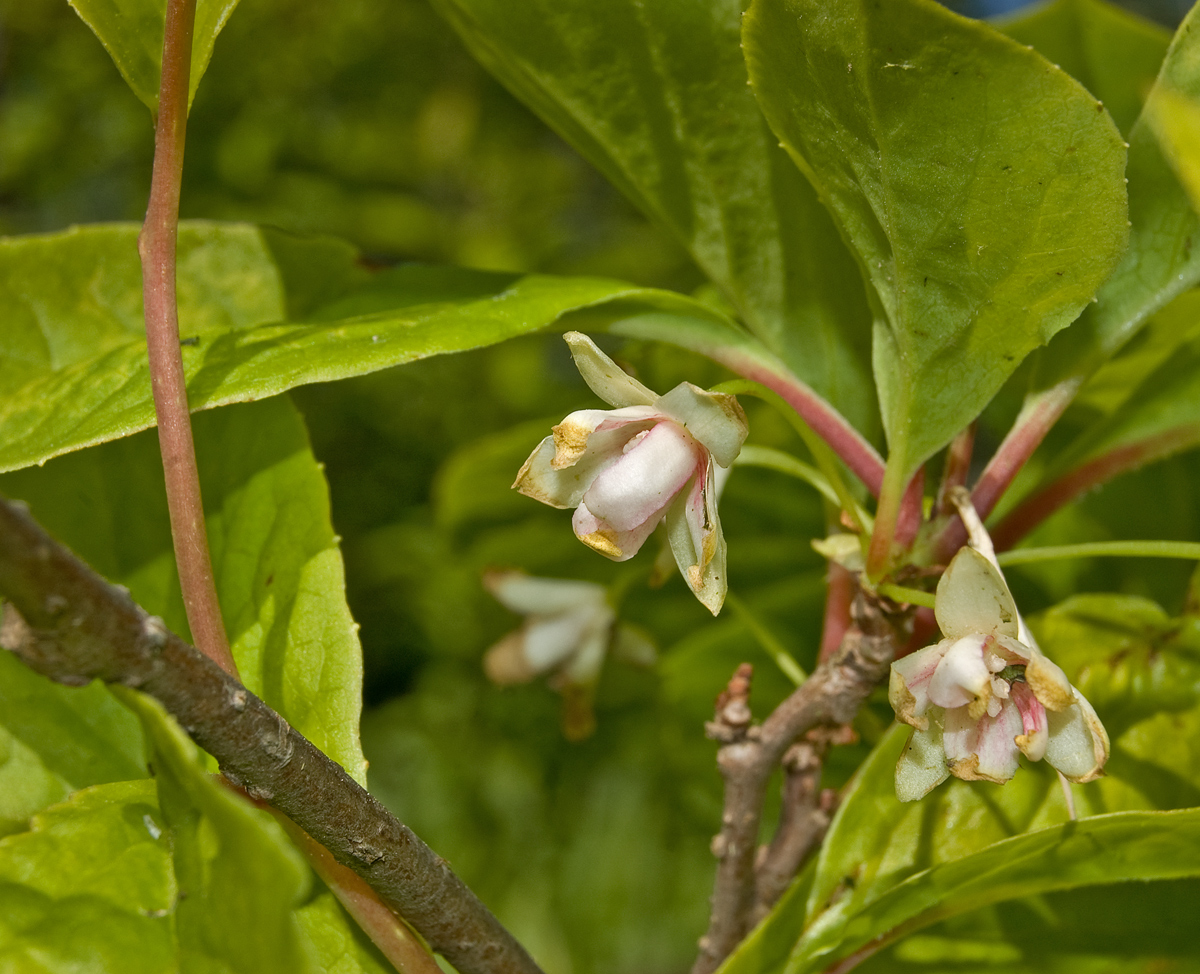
[0, 780, 176, 974]
[1050, 335, 1200, 481]
[68, 0, 242, 112]
[0, 652, 147, 795]
[787, 807, 1200, 974]
[118, 689, 315, 974]
[0, 395, 368, 785]
[0, 221, 749, 473]
[1038, 1, 1200, 384]
[743, 0, 1129, 482]
[428, 0, 878, 434]
[1032, 591, 1200, 742]
[295, 892, 393, 974]
[996, 0, 1171, 137]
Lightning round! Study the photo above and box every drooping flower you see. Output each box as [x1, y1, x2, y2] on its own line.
[482, 570, 656, 740]
[514, 332, 748, 615]
[889, 546, 1109, 802]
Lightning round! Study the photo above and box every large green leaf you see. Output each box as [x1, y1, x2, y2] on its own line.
[996, 0, 1171, 137]
[744, 0, 1129, 484]
[0, 395, 368, 785]
[119, 689, 315, 974]
[428, 0, 877, 433]
[68, 0, 242, 112]
[0, 780, 176, 974]
[1038, 0, 1200, 385]
[0, 221, 750, 473]
[787, 807, 1200, 974]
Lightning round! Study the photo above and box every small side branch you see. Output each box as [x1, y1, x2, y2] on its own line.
[0, 498, 542, 974]
[691, 593, 912, 974]
[751, 735, 838, 924]
[139, 0, 235, 676]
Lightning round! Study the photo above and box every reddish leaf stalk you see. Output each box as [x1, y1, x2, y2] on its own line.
[139, 0, 236, 676]
[712, 349, 886, 496]
[893, 467, 925, 549]
[818, 563, 854, 665]
[935, 379, 1080, 561]
[935, 424, 975, 517]
[991, 424, 1200, 551]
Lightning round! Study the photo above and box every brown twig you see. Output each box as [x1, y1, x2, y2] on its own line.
[138, 0, 235, 676]
[750, 736, 839, 924]
[691, 591, 913, 974]
[0, 498, 542, 974]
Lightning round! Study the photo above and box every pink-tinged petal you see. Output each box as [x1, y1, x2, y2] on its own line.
[1009, 681, 1048, 762]
[895, 720, 950, 802]
[1025, 649, 1074, 712]
[935, 547, 1021, 640]
[582, 422, 702, 529]
[483, 571, 607, 615]
[890, 641, 950, 726]
[928, 635, 991, 710]
[993, 634, 1032, 665]
[1044, 690, 1110, 783]
[665, 463, 728, 615]
[655, 382, 748, 467]
[550, 406, 659, 469]
[572, 500, 662, 561]
[944, 702, 1021, 784]
[514, 435, 621, 509]
[564, 331, 658, 407]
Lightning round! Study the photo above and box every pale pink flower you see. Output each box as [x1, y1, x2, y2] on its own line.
[890, 547, 1109, 801]
[482, 570, 656, 739]
[514, 332, 747, 615]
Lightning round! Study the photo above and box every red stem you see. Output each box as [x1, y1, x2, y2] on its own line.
[138, 0, 237, 677]
[935, 424, 975, 517]
[894, 467, 925, 548]
[713, 349, 886, 496]
[991, 425, 1200, 550]
[818, 563, 854, 665]
[935, 378, 1080, 561]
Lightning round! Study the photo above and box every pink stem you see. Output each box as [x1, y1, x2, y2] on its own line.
[818, 563, 854, 665]
[935, 378, 1080, 561]
[935, 424, 975, 517]
[894, 467, 925, 548]
[139, 0, 236, 676]
[713, 349, 886, 496]
[991, 425, 1200, 551]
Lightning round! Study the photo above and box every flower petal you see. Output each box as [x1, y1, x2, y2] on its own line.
[935, 546, 1021, 640]
[895, 720, 950, 802]
[560, 627, 609, 685]
[890, 641, 950, 727]
[514, 435, 617, 509]
[1009, 681, 1048, 762]
[944, 702, 1022, 784]
[550, 406, 659, 469]
[483, 632, 537, 685]
[582, 422, 701, 529]
[1044, 690, 1110, 783]
[928, 635, 991, 711]
[1025, 650, 1074, 712]
[572, 499, 663, 561]
[483, 571, 607, 615]
[655, 382, 748, 467]
[564, 331, 658, 407]
[666, 463, 728, 615]
[523, 613, 597, 672]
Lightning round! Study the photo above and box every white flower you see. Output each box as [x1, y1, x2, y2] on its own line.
[890, 546, 1110, 802]
[514, 332, 748, 615]
[482, 570, 656, 740]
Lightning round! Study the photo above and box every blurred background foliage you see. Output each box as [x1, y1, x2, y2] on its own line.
[3, 0, 1200, 971]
